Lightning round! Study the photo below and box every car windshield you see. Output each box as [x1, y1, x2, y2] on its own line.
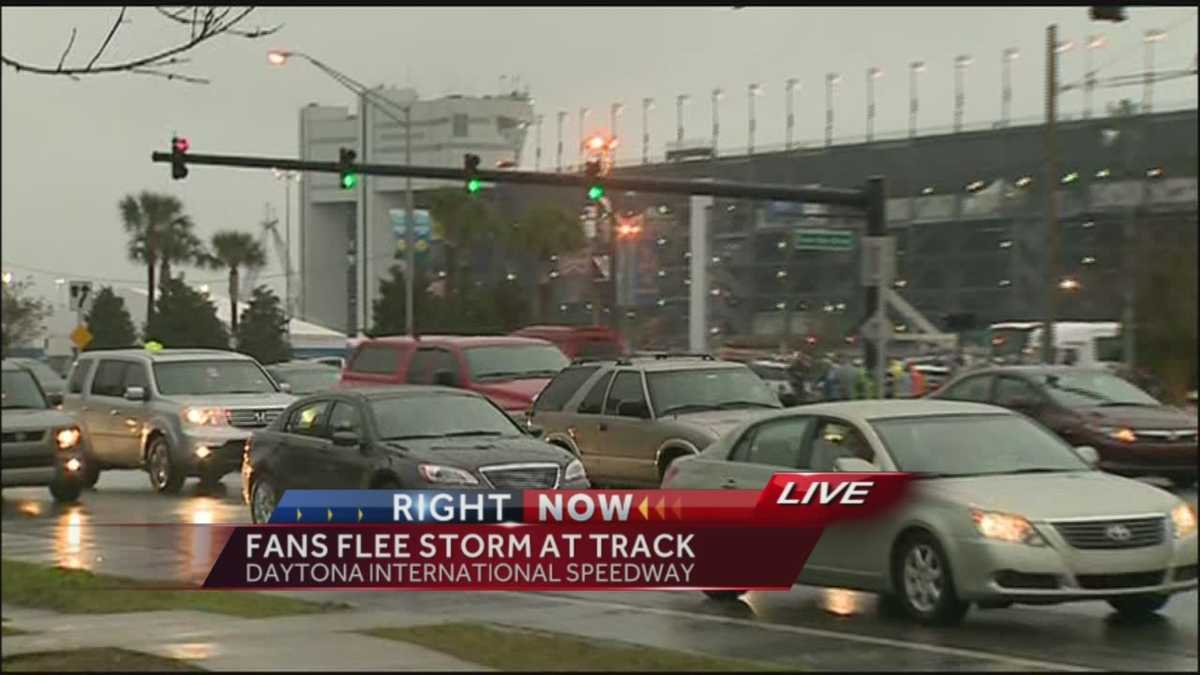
[270, 367, 340, 394]
[16, 360, 65, 388]
[373, 395, 523, 440]
[871, 414, 1089, 477]
[465, 345, 569, 381]
[1040, 371, 1159, 407]
[154, 360, 278, 396]
[1, 370, 48, 410]
[647, 367, 782, 415]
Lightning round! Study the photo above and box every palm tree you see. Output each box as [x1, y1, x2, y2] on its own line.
[505, 206, 586, 321]
[119, 192, 187, 327]
[428, 189, 498, 298]
[156, 215, 205, 283]
[207, 230, 266, 336]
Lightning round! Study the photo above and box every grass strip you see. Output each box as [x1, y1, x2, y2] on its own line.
[2, 559, 345, 619]
[362, 621, 786, 671]
[2, 647, 203, 672]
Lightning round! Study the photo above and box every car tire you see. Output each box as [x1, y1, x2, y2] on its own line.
[49, 477, 83, 503]
[146, 437, 185, 495]
[893, 531, 970, 626]
[703, 590, 747, 602]
[1107, 593, 1170, 618]
[79, 456, 101, 489]
[250, 475, 279, 525]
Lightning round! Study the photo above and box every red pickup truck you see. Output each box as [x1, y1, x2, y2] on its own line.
[339, 335, 570, 415]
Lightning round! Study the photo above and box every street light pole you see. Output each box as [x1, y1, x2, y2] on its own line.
[748, 83, 761, 155]
[404, 105, 416, 337]
[867, 67, 883, 142]
[578, 107, 590, 168]
[535, 114, 544, 170]
[1002, 48, 1019, 127]
[909, 61, 924, 138]
[1042, 25, 1060, 364]
[273, 169, 301, 320]
[1144, 29, 1166, 113]
[1084, 36, 1104, 119]
[825, 73, 839, 147]
[785, 78, 799, 150]
[556, 110, 566, 172]
[676, 94, 689, 146]
[359, 90, 369, 336]
[610, 102, 623, 142]
[954, 55, 972, 133]
[642, 98, 654, 164]
[711, 88, 722, 157]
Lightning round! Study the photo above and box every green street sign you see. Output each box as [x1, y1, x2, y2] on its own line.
[794, 228, 855, 252]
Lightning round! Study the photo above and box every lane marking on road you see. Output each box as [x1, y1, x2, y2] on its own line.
[505, 591, 1098, 672]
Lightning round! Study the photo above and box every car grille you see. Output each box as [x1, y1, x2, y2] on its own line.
[1076, 570, 1165, 590]
[227, 408, 284, 429]
[2, 454, 54, 470]
[1052, 516, 1165, 549]
[480, 464, 559, 489]
[994, 570, 1060, 589]
[1133, 429, 1198, 444]
[2, 430, 46, 444]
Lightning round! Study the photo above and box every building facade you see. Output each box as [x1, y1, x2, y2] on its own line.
[297, 88, 534, 332]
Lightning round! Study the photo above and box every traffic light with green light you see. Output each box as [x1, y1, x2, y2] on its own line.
[464, 153, 482, 194]
[171, 136, 189, 180]
[338, 148, 358, 190]
[585, 158, 604, 201]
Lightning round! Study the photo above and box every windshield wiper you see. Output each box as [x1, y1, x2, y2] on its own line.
[1000, 467, 1075, 475]
[657, 403, 720, 416]
[442, 430, 504, 438]
[1096, 401, 1158, 408]
[382, 433, 443, 441]
[717, 400, 780, 410]
[1051, 385, 1112, 403]
[223, 389, 273, 395]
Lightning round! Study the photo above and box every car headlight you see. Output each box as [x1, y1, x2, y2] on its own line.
[418, 464, 479, 486]
[182, 406, 228, 426]
[971, 509, 1046, 546]
[1091, 425, 1137, 443]
[1172, 502, 1197, 539]
[563, 458, 587, 483]
[55, 427, 81, 450]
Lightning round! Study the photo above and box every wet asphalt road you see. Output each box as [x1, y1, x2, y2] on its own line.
[2, 469, 1196, 671]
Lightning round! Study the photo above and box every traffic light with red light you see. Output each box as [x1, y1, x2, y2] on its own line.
[171, 136, 189, 180]
[338, 148, 358, 189]
[464, 153, 482, 194]
[1089, 6, 1126, 22]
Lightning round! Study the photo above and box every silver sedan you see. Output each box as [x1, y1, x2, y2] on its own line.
[662, 399, 1198, 625]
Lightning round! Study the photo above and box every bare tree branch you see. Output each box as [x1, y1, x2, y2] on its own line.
[57, 28, 78, 71]
[87, 7, 127, 70]
[1, 6, 283, 85]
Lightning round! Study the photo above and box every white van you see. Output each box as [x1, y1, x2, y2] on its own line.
[990, 321, 1123, 370]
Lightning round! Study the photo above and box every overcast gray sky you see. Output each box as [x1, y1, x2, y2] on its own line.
[2, 6, 1196, 307]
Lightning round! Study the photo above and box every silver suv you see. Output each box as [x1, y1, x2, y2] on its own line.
[529, 354, 784, 487]
[63, 349, 294, 494]
[2, 359, 87, 502]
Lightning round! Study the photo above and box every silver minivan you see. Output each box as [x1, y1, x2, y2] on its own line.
[63, 348, 294, 494]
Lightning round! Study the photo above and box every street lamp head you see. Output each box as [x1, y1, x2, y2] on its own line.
[643, 97, 655, 109]
[1055, 40, 1075, 54]
[826, 72, 841, 84]
[955, 55, 973, 69]
[677, 93, 691, 104]
[868, 66, 884, 79]
[266, 50, 291, 66]
[1144, 29, 1166, 43]
[749, 83, 763, 94]
[612, 102, 624, 115]
[785, 78, 800, 91]
[1087, 35, 1106, 50]
[712, 87, 724, 99]
[910, 60, 926, 72]
[1003, 48, 1020, 61]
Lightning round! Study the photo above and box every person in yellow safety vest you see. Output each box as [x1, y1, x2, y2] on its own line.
[891, 359, 915, 398]
[852, 359, 877, 399]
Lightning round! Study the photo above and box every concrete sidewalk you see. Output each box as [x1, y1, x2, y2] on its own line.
[0, 604, 488, 671]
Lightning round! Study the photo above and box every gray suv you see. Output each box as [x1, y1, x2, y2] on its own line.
[529, 354, 784, 487]
[63, 349, 294, 494]
[2, 359, 87, 502]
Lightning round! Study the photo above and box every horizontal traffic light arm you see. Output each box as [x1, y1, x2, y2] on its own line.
[151, 150, 870, 207]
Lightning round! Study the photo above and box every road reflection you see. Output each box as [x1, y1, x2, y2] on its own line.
[821, 588, 863, 617]
[54, 508, 89, 570]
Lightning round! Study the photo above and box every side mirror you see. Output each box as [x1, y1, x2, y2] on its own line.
[1073, 445, 1100, 467]
[123, 386, 147, 401]
[526, 425, 545, 438]
[46, 392, 64, 407]
[433, 369, 458, 388]
[617, 400, 651, 419]
[779, 392, 800, 407]
[332, 430, 361, 447]
[278, 382, 293, 394]
[833, 457, 877, 473]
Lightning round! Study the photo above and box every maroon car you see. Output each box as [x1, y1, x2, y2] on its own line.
[931, 366, 1198, 488]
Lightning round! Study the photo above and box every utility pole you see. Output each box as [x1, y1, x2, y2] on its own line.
[556, 111, 566, 173]
[711, 88, 722, 157]
[534, 114, 543, 170]
[404, 106, 416, 337]
[641, 98, 653, 164]
[1120, 109, 1138, 367]
[1042, 24, 1060, 363]
[358, 91, 369, 337]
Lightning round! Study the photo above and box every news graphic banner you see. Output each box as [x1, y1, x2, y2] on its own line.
[204, 474, 911, 591]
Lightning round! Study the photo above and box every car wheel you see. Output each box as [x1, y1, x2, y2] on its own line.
[79, 457, 101, 489]
[250, 476, 279, 524]
[146, 437, 184, 495]
[49, 477, 83, 503]
[894, 531, 970, 625]
[702, 590, 747, 602]
[1107, 593, 1170, 618]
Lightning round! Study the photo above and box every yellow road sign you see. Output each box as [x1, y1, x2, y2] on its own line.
[70, 324, 93, 349]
